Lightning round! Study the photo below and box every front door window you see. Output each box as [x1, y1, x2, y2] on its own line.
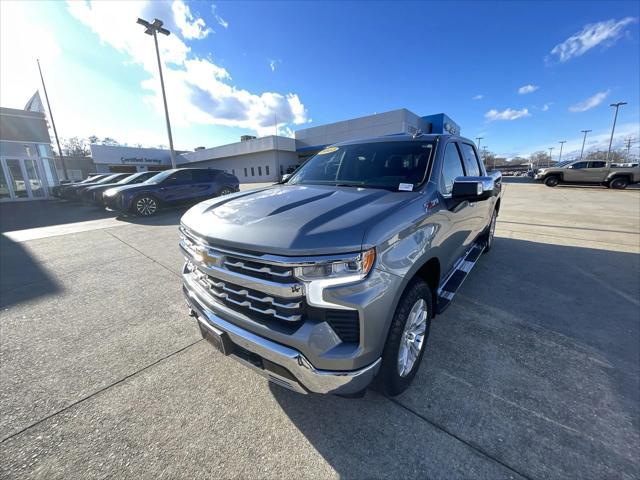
[0, 166, 10, 199]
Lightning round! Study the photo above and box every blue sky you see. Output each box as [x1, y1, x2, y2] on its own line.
[1, 1, 638, 159]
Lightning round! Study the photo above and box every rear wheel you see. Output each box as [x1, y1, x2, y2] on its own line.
[134, 195, 159, 216]
[610, 177, 629, 189]
[376, 278, 432, 396]
[544, 175, 560, 187]
[482, 209, 497, 253]
[219, 187, 233, 196]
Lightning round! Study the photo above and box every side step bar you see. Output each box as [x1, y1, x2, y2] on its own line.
[436, 241, 486, 314]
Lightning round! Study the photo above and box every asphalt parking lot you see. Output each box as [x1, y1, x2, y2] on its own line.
[1, 182, 639, 479]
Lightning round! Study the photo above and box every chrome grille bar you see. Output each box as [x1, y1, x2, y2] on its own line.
[224, 259, 293, 278]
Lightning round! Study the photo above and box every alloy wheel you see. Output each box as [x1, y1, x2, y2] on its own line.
[397, 298, 428, 377]
[136, 197, 157, 216]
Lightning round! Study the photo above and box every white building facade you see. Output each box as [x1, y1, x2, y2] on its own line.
[0, 95, 59, 202]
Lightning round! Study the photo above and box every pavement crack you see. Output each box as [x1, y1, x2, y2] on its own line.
[0, 339, 203, 444]
[106, 230, 181, 279]
[385, 396, 534, 480]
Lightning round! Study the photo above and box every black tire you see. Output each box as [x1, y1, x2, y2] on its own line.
[376, 278, 432, 396]
[544, 176, 560, 187]
[610, 177, 629, 189]
[482, 209, 498, 253]
[219, 187, 233, 196]
[133, 195, 159, 216]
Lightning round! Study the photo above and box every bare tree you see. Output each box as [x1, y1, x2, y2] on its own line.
[62, 137, 90, 156]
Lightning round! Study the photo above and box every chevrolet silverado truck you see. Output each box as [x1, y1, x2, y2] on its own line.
[535, 160, 640, 188]
[180, 130, 502, 396]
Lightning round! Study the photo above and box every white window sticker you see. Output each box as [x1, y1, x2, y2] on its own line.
[398, 183, 414, 191]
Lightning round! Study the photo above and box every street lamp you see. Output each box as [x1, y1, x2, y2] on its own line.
[558, 140, 566, 163]
[579, 130, 591, 161]
[137, 17, 177, 169]
[606, 102, 627, 168]
[548, 147, 554, 167]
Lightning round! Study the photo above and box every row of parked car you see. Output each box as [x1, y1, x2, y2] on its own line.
[52, 168, 240, 216]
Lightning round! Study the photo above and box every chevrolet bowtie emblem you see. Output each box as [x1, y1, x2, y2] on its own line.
[194, 245, 217, 265]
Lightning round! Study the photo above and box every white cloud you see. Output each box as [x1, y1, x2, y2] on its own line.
[171, 0, 212, 39]
[518, 84, 539, 94]
[269, 59, 281, 72]
[0, 1, 62, 108]
[542, 103, 552, 111]
[211, 4, 229, 29]
[549, 17, 637, 62]
[568, 90, 609, 112]
[485, 108, 531, 121]
[67, 1, 307, 137]
[472, 94, 484, 100]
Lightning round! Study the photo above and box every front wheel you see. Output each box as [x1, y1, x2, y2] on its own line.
[609, 177, 629, 189]
[134, 195, 159, 216]
[544, 176, 560, 187]
[376, 278, 432, 396]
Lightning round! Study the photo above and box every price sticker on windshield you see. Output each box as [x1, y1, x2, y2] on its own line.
[317, 146, 339, 155]
[398, 183, 414, 191]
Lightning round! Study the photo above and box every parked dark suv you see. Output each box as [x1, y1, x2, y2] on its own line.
[103, 168, 239, 216]
[53, 174, 108, 198]
[80, 171, 159, 205]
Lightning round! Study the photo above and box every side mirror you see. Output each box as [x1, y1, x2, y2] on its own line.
[281, 174, 291, 182]
[452, 173, 500, 202]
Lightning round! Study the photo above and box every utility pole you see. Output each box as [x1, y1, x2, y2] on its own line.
[476, 137, 483, 150]
[579, 129, 591, 161]
[606, 102, 627, 168]
[624, 137, 633, 161]
[558, 140, 567, 163]
[548, 147, 554, 167]
[482, 146, 488, 169]
[36, 59, 68, 181]
[137, 18, 177, 169]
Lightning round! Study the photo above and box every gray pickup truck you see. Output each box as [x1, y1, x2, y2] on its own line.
[535, 160, 640, 188]
[180, 133, 502, 396]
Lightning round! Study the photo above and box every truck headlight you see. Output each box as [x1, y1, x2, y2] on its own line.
[294, 248, 375, 281]
[295, 249, 376, 310]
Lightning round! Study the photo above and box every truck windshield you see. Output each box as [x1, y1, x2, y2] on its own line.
[287, 141, 435, 191]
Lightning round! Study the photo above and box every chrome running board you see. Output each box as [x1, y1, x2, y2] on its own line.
[436, 241, 485, 314]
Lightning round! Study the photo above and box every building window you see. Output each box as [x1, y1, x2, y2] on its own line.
[244, 167, 247, 177]
[265, 165, 270, 175]
[280, 165, 284, 175]
[232, 169, 235, 175]
[258, 166, 262, 176]
[251, 167, 255, 176]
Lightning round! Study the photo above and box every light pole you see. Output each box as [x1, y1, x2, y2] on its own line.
[548, 147, 554, 167]
[558, 140, 566, 163]
[476, 137, 483, 150]
[606, 102, 627, 168]
[579, 130, 591, 161]
[137, 17, 177, 169]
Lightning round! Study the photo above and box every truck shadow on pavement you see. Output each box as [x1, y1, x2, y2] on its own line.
[269, 237, 640, 479]
[0, 234, 62, 309]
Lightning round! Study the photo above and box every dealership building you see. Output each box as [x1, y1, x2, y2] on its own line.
[1, 105, 458, 201]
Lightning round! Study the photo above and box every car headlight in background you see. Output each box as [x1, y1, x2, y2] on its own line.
[295, 249, 376, 310]
[103, 188, 118, 197]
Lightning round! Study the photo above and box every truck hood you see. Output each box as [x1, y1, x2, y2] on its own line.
[181, 184, 420, 256]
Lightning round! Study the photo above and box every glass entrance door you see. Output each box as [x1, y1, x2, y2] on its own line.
[0, 158, 50, 201]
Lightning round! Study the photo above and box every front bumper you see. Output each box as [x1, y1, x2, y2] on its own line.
[183, 282, 381, 395]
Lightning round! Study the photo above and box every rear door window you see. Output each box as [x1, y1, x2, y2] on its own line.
[166, 170, 193, 184]
[192, 170, 212, 182]
[440, 143, 466, 195]
[460, 143, 481, 176]
[588, 161, 606, 168]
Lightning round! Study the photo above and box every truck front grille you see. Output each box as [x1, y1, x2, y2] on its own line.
[193, 269, 303, 322]
[181, 226, 361, 345]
